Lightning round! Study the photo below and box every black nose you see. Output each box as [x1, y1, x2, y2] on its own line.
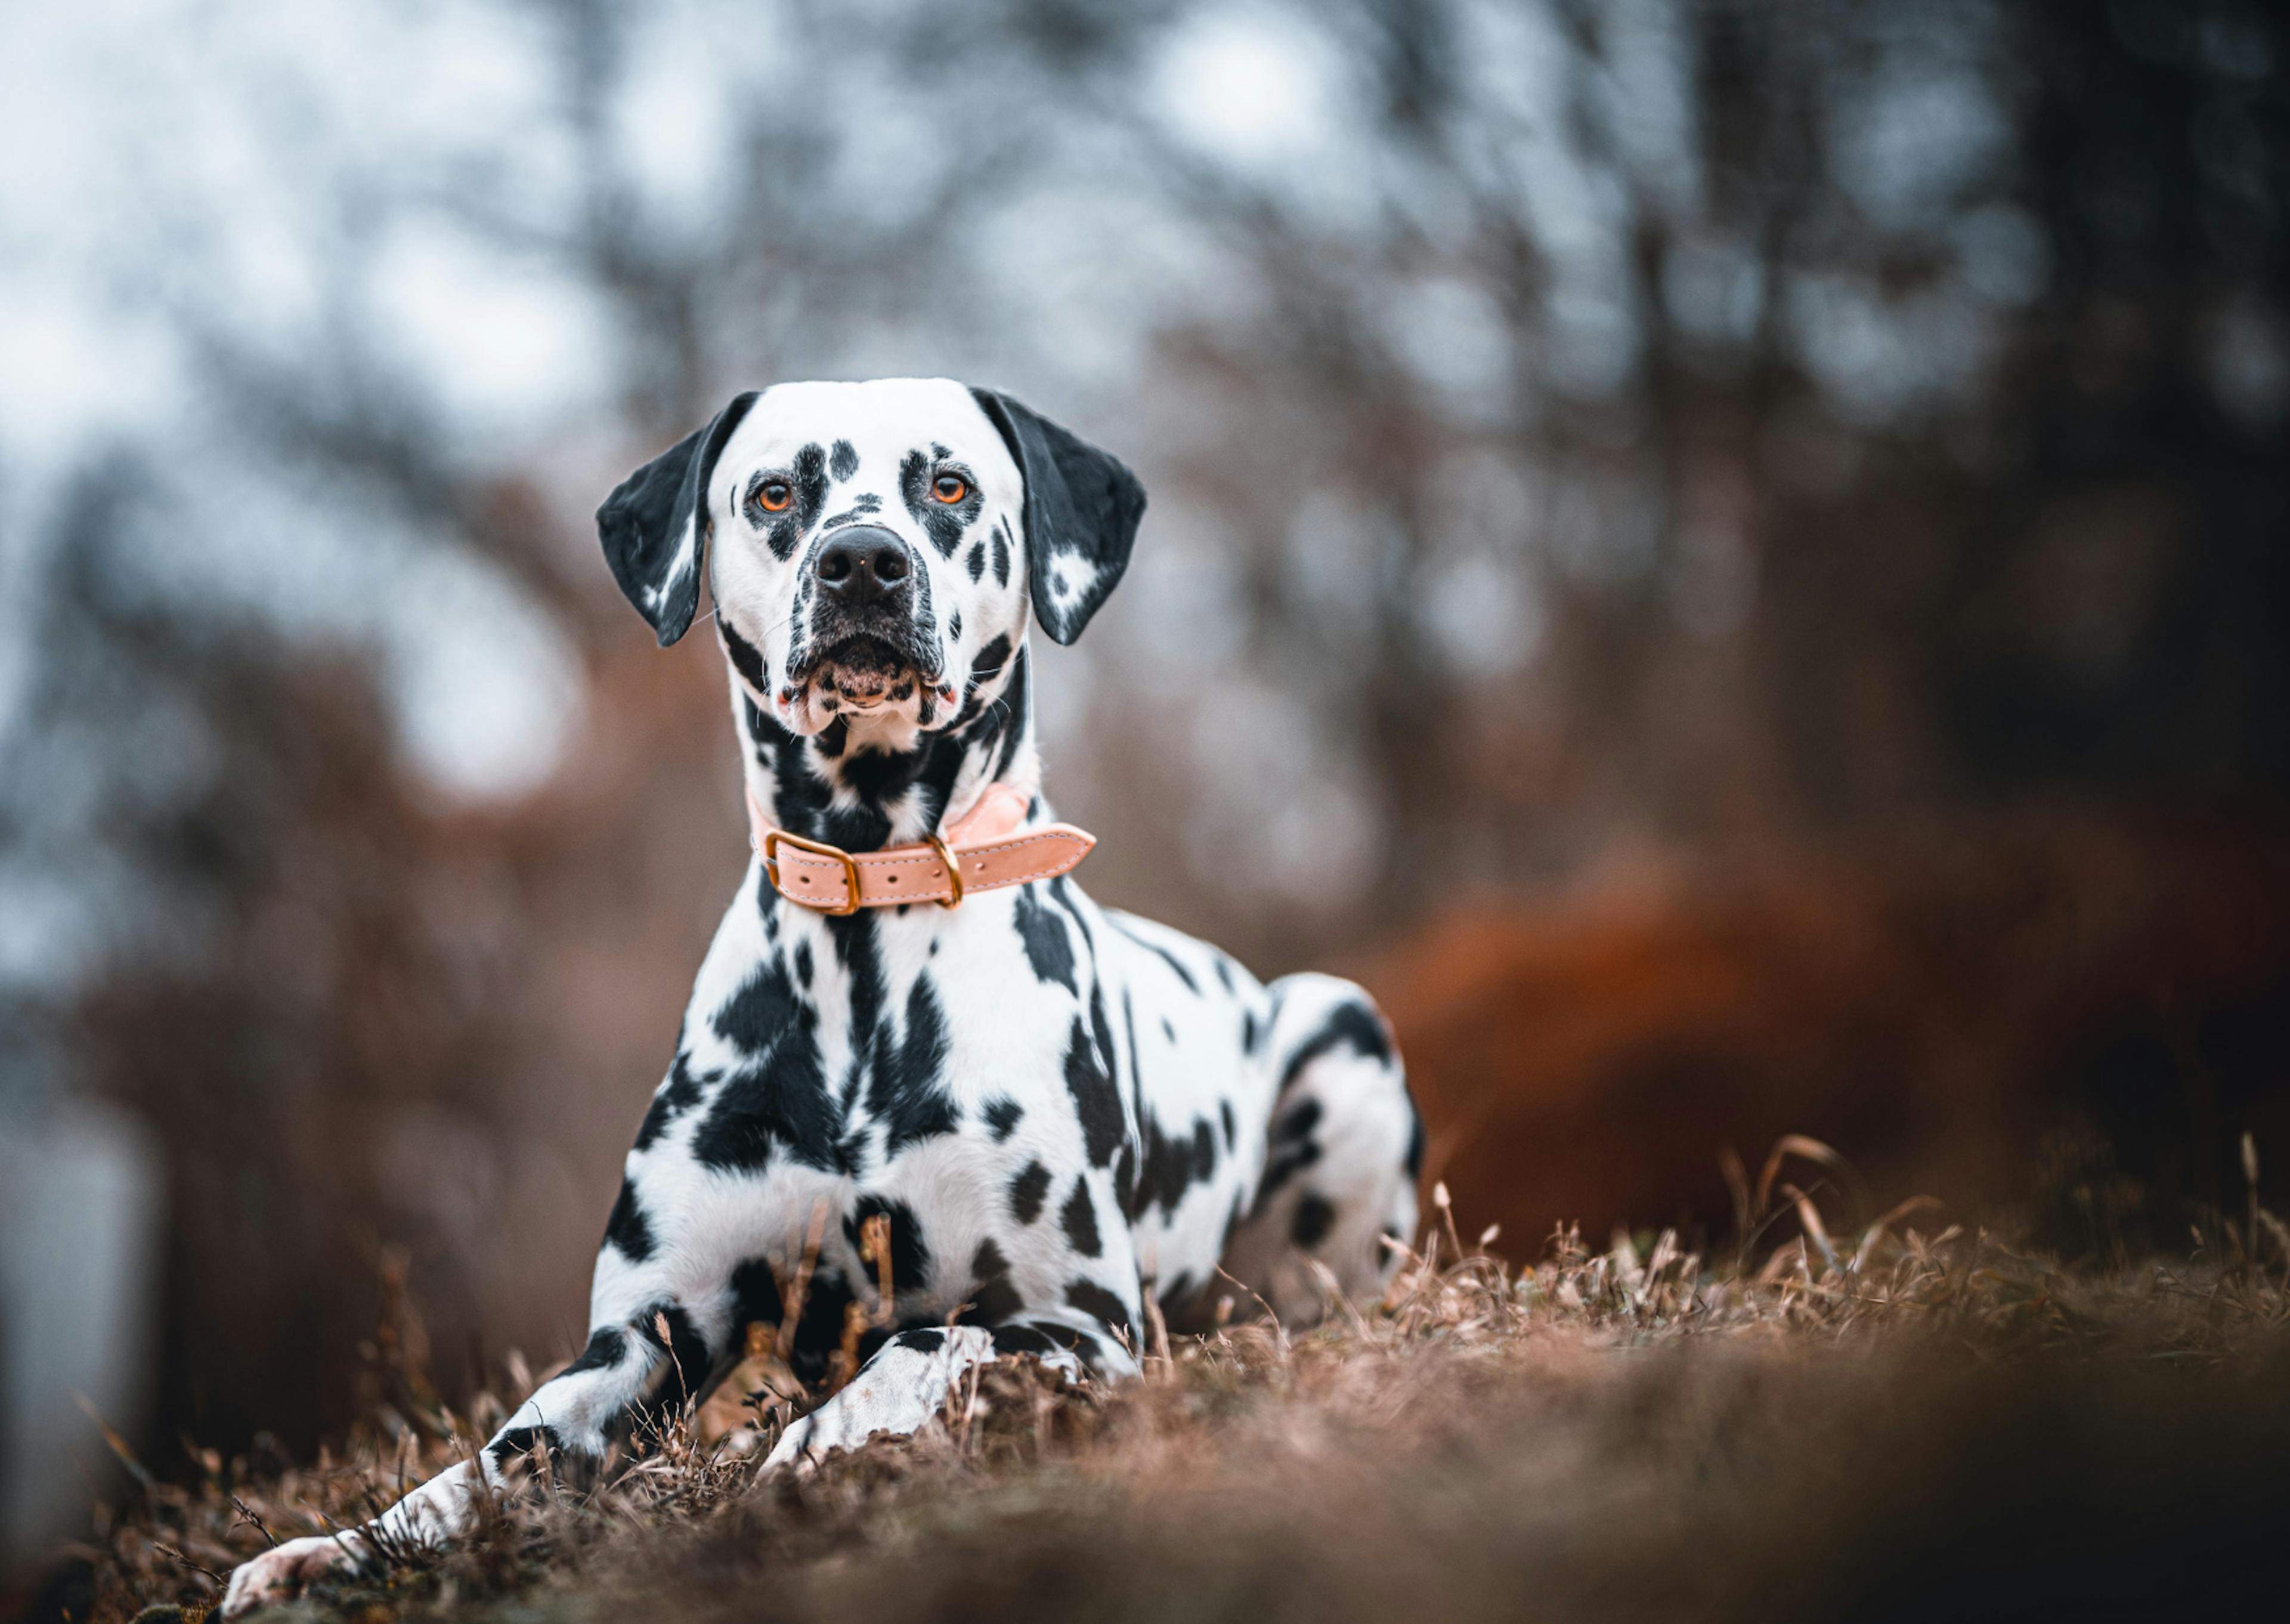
[813, 526, 912, 605]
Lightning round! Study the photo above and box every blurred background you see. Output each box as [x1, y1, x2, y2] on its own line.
[2, 0, 2286, 1580]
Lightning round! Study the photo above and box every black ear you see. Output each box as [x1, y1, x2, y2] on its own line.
[971, 388, 1147, 645]
[596, 392, 759, 646]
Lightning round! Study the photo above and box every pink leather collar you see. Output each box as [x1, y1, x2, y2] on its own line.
[746, 781, 1094, 915]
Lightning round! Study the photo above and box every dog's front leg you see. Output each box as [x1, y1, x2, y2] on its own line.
[216, 1457, 482, 1617]
[763, 1171, 1153, 1476]
[220, 1312, 707, 1616]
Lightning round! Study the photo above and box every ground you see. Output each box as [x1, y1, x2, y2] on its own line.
[43, 1162, 2290, 1624]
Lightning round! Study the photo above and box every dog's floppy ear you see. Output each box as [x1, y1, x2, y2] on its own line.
[596, 391, 760, 646]
[971, 388, 1146, 645]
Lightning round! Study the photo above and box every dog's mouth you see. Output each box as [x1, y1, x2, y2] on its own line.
[796, 634, 929, 712]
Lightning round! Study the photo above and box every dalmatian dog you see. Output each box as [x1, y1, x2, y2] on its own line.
[222, 377, 1421, 1616]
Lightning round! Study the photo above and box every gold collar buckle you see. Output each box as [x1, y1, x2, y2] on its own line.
[761, 829, 862, 916]
[926, 832, 964, 909]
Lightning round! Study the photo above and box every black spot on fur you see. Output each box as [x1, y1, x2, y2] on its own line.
[1010, 1160, 1053, 1224]
[689, 1072, 784, 1176]
[828, 914, 887, 1091]
[487, 1423, 568, 1476]
[793, 443, 829, 528]
[893, 1327, 946, 1355]
[1276, 1098, 1323, 1142]
[1405, 1105, 1426, 1179]
[970, 633, 1011, 683]
[1060, 1177, 1103, 1257]
[714, 957, 802, 1053]
[1066, 1279, 1134, 1342]
[960, 1238, 1026, 1322]
[721, 624, 768, 693]
[562, 1327, 627, 1376]
[729, 1257, 784, 1329]
[984, 1097, 1024, 1141]
[636, 1301, 713, 1411]
[1015, 886, 1078, 993]
[1114, 1141, 1139, 1222]
[948, 610, 961, 642]
[989, 1323, 1060, 1358]
[1279, 1000, 1394, 1094]
[1241, 1009, 1261, 1053]
[867, 975, 960, 1155]
[991, 519, 1011, 586]
[1292, 1194, 1337, 1248]
[1220, 1099, 1237, 1150]
[833, 912, 884, 1053]
[965, 539, 986, 581]
[830, 439, 859, 481]
[1063, 1015, 1125, 1167]
[695, 958, 841, 1174]
[635, 1054, 705, 1151]
[603, 1177, 654, 1262]
[1256, 1098, 1323, 1204]
[1134, 1111, 1219, 1220]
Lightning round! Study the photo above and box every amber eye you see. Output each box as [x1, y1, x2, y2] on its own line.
[932, 474, 967, 504]
[756, 481, 793, 513]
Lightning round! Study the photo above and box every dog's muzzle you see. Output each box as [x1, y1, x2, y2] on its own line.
[796, 525, 941, 706]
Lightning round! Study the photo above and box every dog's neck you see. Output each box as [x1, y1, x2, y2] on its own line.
[731, 642, 1041, 853]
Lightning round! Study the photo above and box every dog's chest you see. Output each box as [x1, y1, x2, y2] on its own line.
[630, 872, 1273, 1308]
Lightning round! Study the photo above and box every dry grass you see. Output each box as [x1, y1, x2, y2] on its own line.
[58, 1145, 2290, 1624]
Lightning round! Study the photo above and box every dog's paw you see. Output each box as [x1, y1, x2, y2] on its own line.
[760, 1414, 821, 1476]
[219, 1533, 358, 1617]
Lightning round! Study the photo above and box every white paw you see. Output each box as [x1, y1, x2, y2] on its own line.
[220, 1532, 360, 1617]
[761, 1414, 819, 1475]
[759, 1327, 999, 1476]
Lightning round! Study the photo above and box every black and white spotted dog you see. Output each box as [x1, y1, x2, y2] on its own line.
[222, 377, 1421, 1616]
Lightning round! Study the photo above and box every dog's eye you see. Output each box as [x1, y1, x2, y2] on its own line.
[932, 475, 967, 504]
[757, 482, 793, 513]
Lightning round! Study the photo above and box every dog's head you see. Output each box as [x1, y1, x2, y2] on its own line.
[596, 377, 1144, 736]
